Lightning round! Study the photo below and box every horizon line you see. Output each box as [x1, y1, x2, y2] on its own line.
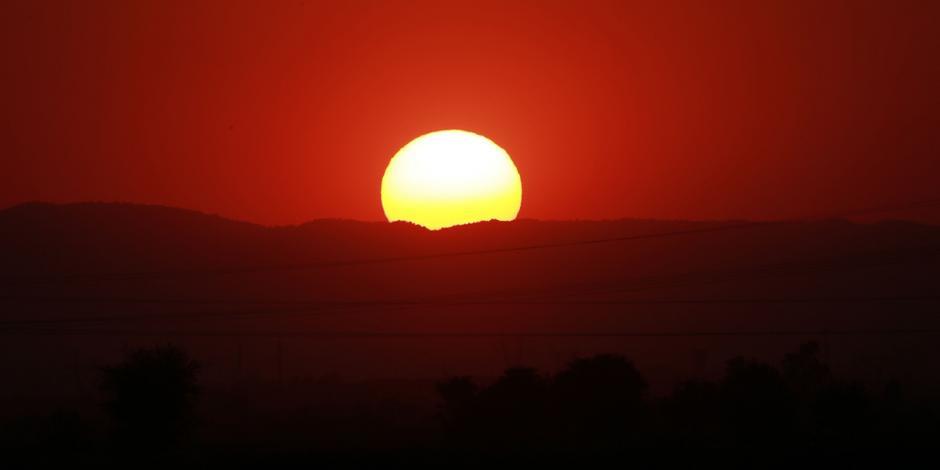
[3, 199, 938, 229]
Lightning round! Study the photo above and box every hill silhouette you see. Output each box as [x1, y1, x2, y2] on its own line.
[3, 201, 938, 278]
[1, 202, 939, 463]
[1, 202, 939, 404]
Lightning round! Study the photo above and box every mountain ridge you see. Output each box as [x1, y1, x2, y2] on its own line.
[1, 201, 939, 387]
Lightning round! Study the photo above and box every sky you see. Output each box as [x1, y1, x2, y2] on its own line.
[2, 0, 938, 225]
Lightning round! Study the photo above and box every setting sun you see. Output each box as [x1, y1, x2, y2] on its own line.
[381, 130, 522, 230]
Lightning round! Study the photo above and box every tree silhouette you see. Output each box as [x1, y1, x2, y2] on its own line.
[720, 356, 797, 448]
[425, 345, 940, 459]
[476, 367, 549, 450]
[436, 356, 650, 452]
[781, 341, 831, 399]
[552, 354, 648, 447]
[100, 345, 200, 452]
[662, 379, 722, 448]
[810, 381, 870, 450]
[436, 376, 478, 444]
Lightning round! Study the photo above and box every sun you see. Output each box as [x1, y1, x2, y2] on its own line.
[381, 130, 522, 230]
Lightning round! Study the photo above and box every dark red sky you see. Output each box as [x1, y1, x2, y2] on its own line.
[2, 0, 938, 225]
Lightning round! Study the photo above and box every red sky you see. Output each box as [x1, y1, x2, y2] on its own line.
[2, 0, 938, 225]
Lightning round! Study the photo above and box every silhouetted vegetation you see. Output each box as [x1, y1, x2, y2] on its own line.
[437, 341, 940, 461]
[100, 345, 200, 453]
[0, 409, 95, 466]
[3, 341, 939, 465]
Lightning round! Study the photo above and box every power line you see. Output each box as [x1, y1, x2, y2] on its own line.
[543, 246, 940, 301]
[4, 327, 940, 338]
[4, 197, 940, 285]
[4, 294, 939, 310]
[1, 244, 937, 327]
[1, 245, 937, 332]
[1, 197, 937, 334]
[0, 220, 765, 284]
[1, 296, 937, 329]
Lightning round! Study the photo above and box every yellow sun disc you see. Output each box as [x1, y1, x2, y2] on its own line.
[381, 130, 522, 230]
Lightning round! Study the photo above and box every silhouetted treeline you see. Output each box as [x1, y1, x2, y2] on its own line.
[2, 342, 939, 466]
[438, 354, 650, 452]
[436, 342, 939, 461]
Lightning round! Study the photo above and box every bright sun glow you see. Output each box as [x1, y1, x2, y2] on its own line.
[381, 130, 522, 230]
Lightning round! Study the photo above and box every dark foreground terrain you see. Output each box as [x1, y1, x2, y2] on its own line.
[1, 202, 939, 465]
[3, 343, 938, 466]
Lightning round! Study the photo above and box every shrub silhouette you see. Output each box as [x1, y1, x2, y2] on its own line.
[662, 379, 722, 447]
[436, 376, 478, 444]
[811, 381, 870, 449]
[476, 367, 550, 450]
[100, 345, 200, 451]
[437, 356, 650, 452]
[781, 341, 831, 399]
[720, 356, 797, 447]
[551, 354, 648, 446]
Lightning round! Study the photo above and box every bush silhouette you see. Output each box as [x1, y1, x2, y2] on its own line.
[781, 341, 831, 399]
[437, 356, 650, 452]
[100, 345, 200, 451]
[662, 379, 722, 446]
[436, 376, 478, 444]
[476, 367, 550, 450]
[552, 354, 648, 446]
[720, 356, 797, 446]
